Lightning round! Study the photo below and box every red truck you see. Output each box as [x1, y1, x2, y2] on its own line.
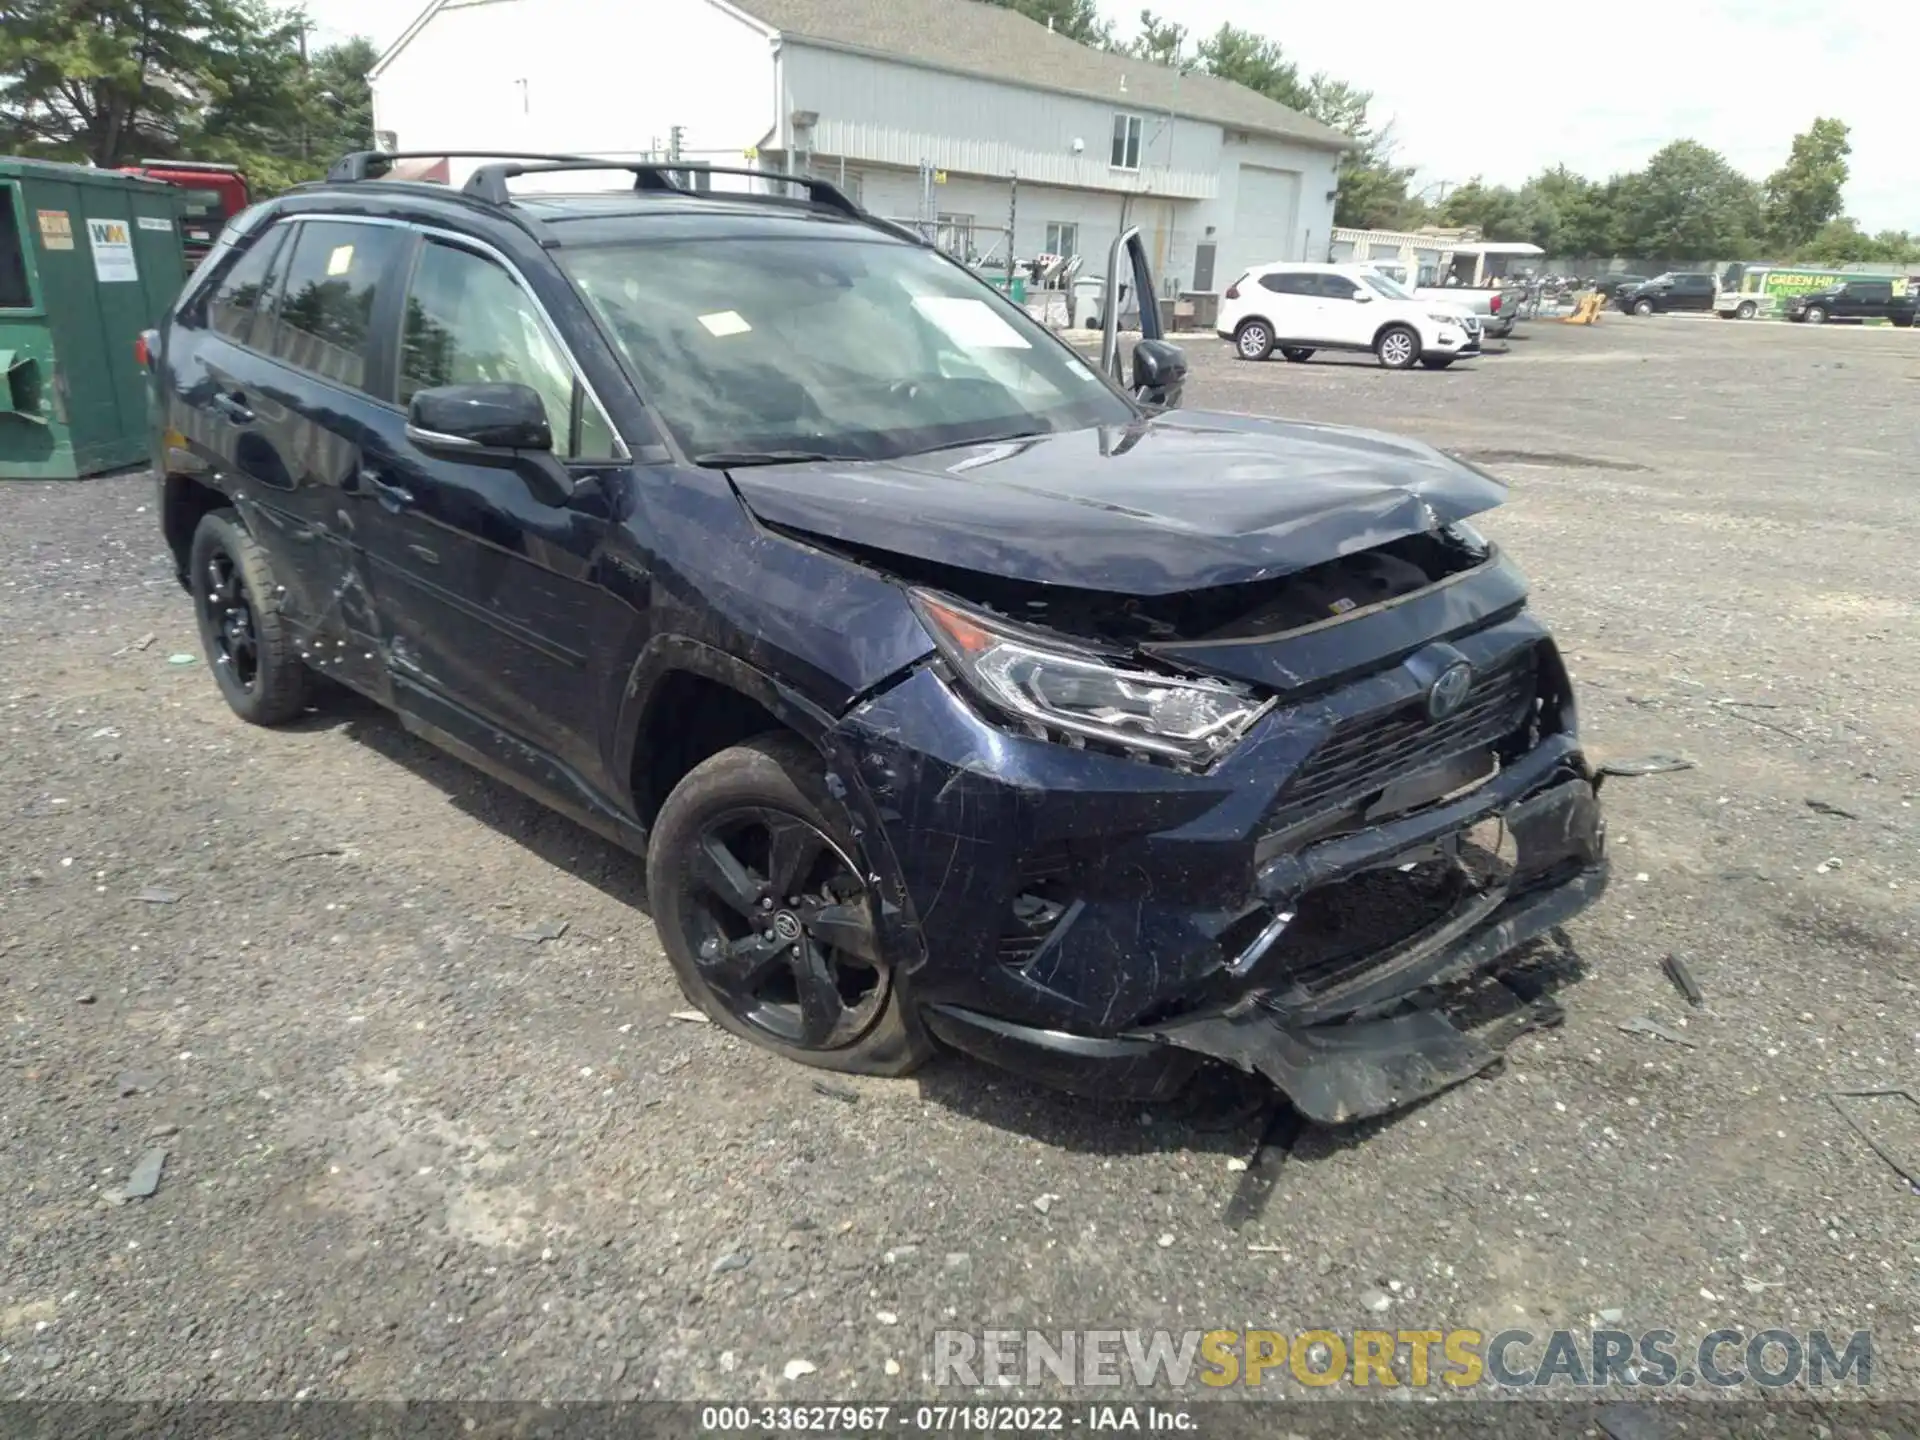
[116, 160, 251, 264]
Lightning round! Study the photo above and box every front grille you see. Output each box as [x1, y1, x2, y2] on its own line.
[1263, 647, 1538, 836]
[1264, 858, 1475, 995]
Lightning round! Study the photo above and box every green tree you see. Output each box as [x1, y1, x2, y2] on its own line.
[977, 0, 1111, 46]
[1193, 23, 1303, 106]
[1762, 118, 1850, 250]
[1125, 9, 1188, 65]
[1613, 140, 1763, 258]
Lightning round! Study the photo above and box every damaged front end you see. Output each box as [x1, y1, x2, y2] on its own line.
[829, 513, 1609, 1125]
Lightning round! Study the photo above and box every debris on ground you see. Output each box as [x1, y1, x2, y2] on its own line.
[166, 653, 197, 666]
[281, 847, 346, 864]
[511, 920, 569, 943]
[123, 1147, 168, 1200]
[133, 634, 156, 651]
[1359, 1288, 1391, 1313]
[669, 1009, 710, 1024]
[1827, 1087, 1920, 1193]
[1617, 1016, 1697, 1049]
[134, 886, 182, 905]
[710, 1252, 751, 1275]
[782, 1359, 817, 1381]
[1814, 857, 1843, 874]
[1660, 953, 1705, 1007]
[76, 992, 96, 1005]
[1032, 1194, 1057, 1215]
[810, 1080, 857, 1104]
[1805, 798, 1858, 819]
[1595, 753, 1694, 779]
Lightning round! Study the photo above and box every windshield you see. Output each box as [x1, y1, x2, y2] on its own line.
[1360, 270, 1414, 300]
[562, 236, 1134, 463]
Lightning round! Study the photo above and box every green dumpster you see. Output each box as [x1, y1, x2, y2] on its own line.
[0, 159, 187, 479]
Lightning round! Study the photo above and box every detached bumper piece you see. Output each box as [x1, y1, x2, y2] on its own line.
[926, 759, 1607, 1119]
[1148, 771, 1607, 1124]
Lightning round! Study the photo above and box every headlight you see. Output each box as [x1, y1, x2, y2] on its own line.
[911, 592, 1273, 766]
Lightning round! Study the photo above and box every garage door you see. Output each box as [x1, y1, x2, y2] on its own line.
[1233, 164, 1302, 270]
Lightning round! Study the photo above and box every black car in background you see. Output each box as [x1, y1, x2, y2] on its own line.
[141, 151, 1610, 1125]
[1617, 272, 1717, 315]
[1590, 274, 1649, 301]
[1785, 277, 1918, 326]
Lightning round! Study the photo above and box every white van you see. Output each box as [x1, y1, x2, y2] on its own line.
[1216, 262, 1481, 370]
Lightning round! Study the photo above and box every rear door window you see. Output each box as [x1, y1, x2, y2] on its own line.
[266, 220, 405, 396]
[0, 185, 32, 309]
[206, 226, 287, 344]
[1259, 272, 1313, 296]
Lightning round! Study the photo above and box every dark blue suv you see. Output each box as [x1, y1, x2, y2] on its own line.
[147, 153, 1609, 1124]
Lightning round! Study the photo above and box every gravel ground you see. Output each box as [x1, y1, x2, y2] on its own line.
[1, 314, 1916, 1407]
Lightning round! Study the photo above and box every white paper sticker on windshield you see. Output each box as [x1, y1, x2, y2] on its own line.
[326, 244, 354, 277]
[698, 310, 752, 337]
[912, 296, 1032, 350]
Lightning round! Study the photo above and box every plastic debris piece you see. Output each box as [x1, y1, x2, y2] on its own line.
[1660, 954, 1705, 1008]
[1617, 1016, 1697, 1049]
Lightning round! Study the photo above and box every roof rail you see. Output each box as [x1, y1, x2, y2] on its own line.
[325, 150, 597, 183]
[461, 159, 863, 220]
[134, 158, 246, 174]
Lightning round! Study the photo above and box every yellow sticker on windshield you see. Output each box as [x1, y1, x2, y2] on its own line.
[698, 310, 752, 337]
[326, 244, 354, 276]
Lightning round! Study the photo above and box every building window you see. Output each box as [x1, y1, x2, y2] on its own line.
[1110, 113, 1142, 170]
[1043, 222, 1079, 259]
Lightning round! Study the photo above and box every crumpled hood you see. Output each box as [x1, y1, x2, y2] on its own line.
[729, 411, 1508, 596]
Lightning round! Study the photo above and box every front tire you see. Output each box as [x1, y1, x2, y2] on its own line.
[1279, 346, 1314, 362]
[1233, 319, 1274, 361]
[1804, 305, 1828, 324]
[1375, 325, 1420, 370]
[647, 734, 932, 1078]
[1737, 301, 1758, 319]
[1632, 297, 1655, 316]
[189, 508, 309, 726]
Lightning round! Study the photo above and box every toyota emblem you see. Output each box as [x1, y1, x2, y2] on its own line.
[1426, 661, 1474, 721]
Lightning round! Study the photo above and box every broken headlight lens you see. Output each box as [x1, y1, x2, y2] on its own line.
[912, 591, 1273, 765]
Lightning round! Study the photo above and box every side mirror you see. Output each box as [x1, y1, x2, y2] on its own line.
[1352, 290, 1374, 303]
[406, 382, 574, 506]
[1130, 338, 1186, 411]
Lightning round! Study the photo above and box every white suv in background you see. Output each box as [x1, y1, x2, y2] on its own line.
[1216, 263, 1481, 370]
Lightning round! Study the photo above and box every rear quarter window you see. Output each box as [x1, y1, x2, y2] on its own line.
[206, 226, 288, 344]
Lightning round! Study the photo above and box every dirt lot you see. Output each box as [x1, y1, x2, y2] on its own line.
[2, 314, 1916, 1405]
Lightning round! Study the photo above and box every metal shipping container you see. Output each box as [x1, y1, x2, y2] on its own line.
[0, 158, 187, 479]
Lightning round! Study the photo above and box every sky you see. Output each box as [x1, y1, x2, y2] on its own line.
[304, 0, 1913, 234]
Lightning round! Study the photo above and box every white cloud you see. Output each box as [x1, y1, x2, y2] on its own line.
[1099, 0, 1912, 233]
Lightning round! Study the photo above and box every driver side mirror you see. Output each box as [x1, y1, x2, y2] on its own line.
[406, 382, 574, 507]
[1351, 289, 1374, 303]
[1130, 338, 1186, 411]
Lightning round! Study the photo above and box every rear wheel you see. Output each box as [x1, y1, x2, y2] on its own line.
[647, 734, 932, 1077]
[1279, 346, 1314, 362]
[189, 509, 309, 726]
[1233, 320, 1274, 361]
[1736, 301, 1758, 320]
[1375, 325, 1420, 370]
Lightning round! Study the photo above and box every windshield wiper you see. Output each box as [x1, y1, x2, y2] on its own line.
[916, 427, 1053, 455]
[692, 450, 850, 468]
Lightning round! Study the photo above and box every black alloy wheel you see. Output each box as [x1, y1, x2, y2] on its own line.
[188, 508, 309, 725]
[681, 805, 886, 1049]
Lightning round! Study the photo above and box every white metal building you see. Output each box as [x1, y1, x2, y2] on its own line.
[368, 0, 1351, 296]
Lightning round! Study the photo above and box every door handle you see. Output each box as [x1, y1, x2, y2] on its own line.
[355, 468, 414, 512]
[211, 391, 253, 424]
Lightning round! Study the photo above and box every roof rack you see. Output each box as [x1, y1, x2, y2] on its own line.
[460, 159, 864, 220]
[325, 150, 598, 183]
[134, 158, 246, 174]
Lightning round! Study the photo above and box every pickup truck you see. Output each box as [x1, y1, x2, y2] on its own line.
[1362, 261, 1517, 339]
[1617, 272, 1717, 315]
[1785, 278, 1917, 327]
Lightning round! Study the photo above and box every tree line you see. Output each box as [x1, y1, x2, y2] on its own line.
[0, 0, 375, 194]
[987, 1, 1916, 265]
[5, 0, 1910, 265]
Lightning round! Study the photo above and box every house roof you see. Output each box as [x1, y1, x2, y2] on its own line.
[373, 0, 1352, 151]
[738, 0, 1351, 150]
